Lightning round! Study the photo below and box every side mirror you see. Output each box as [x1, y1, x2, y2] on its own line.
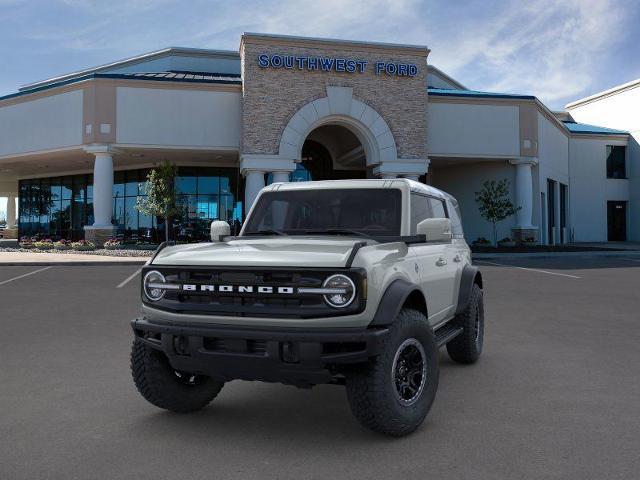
[416, 218, 452, 242]
[210, 220, 231, 242]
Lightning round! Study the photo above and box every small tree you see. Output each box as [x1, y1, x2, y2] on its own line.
[474, 179, 520, 246]
[136, 161, 182, 242]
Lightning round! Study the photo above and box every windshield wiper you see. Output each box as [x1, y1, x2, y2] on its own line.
[244, 229, 287, 236]
[301, 229, 373, 239]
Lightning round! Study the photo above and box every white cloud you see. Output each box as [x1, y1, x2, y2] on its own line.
[182, 0, 426, 46]
[426, 0, 631, 107]
[3, 0, 635, 109]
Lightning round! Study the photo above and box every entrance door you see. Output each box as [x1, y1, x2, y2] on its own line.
[560, 183, 568, 243]
[541, 193, 547, 244]
[607, 201, 627, 241]
[547, 179, 556, 244]
[299, 124, 367, 181]
[300, 139, 367, 181]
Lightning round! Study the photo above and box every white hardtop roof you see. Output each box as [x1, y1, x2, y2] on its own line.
[264, 179, 451, 199]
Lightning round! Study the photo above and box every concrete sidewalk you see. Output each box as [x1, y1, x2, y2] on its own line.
[0, 251, 149, 266]
[568, 241, 640, 251]
[473, 250, 640, 259]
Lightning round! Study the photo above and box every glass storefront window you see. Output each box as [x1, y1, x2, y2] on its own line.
[124, 197, 138, 231]
[125, 177, 138, 197]
[113, 196, 125, 230]
[62, 177, 73, 200]
[291, 163, 312, 182]
[87, 176, 93, 200]
[72, 175, 85, 202]
[198, 175, 219, 195]
[176, 175, 197, 194]
[18, 166, 242, 241]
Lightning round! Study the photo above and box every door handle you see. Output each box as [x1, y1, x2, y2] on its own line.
[436, 257, 447, 267]
[453, 254, 462, 263]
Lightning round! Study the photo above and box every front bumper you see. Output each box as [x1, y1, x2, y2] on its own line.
[131, 317, 389, 387]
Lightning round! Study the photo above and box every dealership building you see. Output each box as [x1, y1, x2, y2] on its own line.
[0, 33, 637, 244]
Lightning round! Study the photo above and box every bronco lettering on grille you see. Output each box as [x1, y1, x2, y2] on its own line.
[181, 284, 295, 294]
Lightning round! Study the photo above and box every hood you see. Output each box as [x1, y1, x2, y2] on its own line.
[151, 237, 366, 268]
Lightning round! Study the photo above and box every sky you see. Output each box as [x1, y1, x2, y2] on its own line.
[1, 0, 639, 215]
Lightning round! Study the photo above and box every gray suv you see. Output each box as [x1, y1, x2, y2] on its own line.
[131, 179, 484, 436]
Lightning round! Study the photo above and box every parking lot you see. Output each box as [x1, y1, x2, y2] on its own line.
[1, 256, 640, 480]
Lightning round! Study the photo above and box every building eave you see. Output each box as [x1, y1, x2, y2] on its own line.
[427, 65, 466, 90]
[1, 72, 242, 105]
[428, 88, 535, 100]
[565, 78, 640, 110]
[19, 47, 240, 93]
[569, 133, 629, 141]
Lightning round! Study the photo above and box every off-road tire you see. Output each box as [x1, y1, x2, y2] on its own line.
[446, 283, 484, 364]
[131, 339, 224, 413]
[345, 308, 439, 436]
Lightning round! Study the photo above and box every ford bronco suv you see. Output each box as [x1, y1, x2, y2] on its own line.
[131, 179, 484, 436]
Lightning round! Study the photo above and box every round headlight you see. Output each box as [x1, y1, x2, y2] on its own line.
[323, 274, 356, 308]
[143, 270, 166, 301]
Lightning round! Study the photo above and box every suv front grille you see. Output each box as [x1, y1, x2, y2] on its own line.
[142, 266, 366, 319]
[203, 337, 268, 356]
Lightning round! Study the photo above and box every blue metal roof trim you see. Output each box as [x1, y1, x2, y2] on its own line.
[0, 72, 242, 102]
[562, 121, 628, 135]
[428, 87, 536, 100]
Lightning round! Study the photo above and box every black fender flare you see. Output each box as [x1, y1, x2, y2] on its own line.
[455, 265, 483, 315]
[369, 279, 426, 327]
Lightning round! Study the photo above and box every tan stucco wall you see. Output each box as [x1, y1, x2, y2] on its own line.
[240, 35, 428, 160]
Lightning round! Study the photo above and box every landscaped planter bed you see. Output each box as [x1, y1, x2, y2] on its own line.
[0, 247, 154, 257]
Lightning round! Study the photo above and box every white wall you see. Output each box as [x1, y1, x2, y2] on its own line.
[537, 112, 569, 181]
[568, 85, 639, 241]
[0, 90, 83, 156]
[428, 102, 520, 157]
[430, 161, 517, 243]
[536, 113, 570, 243]
[567, 85, 640, 132]
[569, 137, 629, 242]
[116, 87, 242, 148]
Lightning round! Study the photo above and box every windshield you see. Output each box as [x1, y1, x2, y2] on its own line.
[243, 188, 402, 237]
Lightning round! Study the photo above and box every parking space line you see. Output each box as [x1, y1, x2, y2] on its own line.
[117, 268, 142, 289]
[0, 266, 53, 286]
[475, 260, 581, 278]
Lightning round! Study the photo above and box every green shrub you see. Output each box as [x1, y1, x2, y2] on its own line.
[33, 240, 54, 250]
[71, 240, 96, 251]
[54, 240, 73, 250]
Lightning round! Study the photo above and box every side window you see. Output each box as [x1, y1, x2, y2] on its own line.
[428, 197, 447, 219]
[410, 193, 432, 234]
[606, 145, 626, 179]
[446, 199, 464, 238]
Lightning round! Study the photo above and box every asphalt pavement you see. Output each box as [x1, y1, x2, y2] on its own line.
[1, 256, 639, 479]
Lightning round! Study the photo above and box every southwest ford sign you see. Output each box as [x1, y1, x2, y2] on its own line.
[257, 54, 418, 77]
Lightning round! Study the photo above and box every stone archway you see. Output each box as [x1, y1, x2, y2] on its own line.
[278, 86, 398, 167]
[240, 85, 429, 209]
